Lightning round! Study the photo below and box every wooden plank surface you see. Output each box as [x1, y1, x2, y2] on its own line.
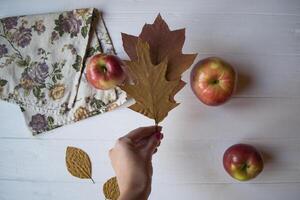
[0, 138, 299, 183]
[1, 97, 300, 140]
[1, 181, 300, 200]
[0, 0, 300, 199]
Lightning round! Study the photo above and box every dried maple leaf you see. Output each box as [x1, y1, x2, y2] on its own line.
[121, 14, 197, 82]
[120, 39, 180, 124]
[65, 146, 94, 183]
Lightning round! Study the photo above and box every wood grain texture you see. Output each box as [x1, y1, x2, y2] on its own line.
[1, 98, 300, 140]
[0, 0, 300, 199]
[0, 138, 299, 183]
[1, 180, 300, 200]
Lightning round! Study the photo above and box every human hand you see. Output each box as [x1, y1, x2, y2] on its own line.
[109, 126, 163, 200]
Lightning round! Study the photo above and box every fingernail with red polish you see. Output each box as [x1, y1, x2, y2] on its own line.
[155, 132, 162, 140]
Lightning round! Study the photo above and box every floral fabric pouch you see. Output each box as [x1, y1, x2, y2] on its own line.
[0, 8, 127, 135]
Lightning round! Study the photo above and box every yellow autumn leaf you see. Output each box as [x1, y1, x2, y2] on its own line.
[103, 176, 120, 200]
[65, 146, 94, 183]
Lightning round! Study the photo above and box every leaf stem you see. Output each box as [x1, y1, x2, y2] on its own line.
[90, 177, 95, 184]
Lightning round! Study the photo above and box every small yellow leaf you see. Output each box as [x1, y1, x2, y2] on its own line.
[65, 146, 94, 183]
[120, 39, 180, 124]
[103, 176, 120, 200]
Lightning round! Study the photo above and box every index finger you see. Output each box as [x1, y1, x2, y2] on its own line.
[125, 126, 162, 142]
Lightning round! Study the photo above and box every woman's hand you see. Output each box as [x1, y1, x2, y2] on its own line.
[109, 126, 163, 200]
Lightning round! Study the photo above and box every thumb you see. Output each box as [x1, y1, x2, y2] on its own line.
[143, 132, 161, 156]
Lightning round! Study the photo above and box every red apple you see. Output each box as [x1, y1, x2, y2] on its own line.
[86, 53, 126, 90]
[223, 143, 264, 181]
[190, 57, 237, 106]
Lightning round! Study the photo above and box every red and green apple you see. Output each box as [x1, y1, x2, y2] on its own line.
[190, 57, 237, 106]
[223, 143, 264, 181]
[86, 53, 126, 90]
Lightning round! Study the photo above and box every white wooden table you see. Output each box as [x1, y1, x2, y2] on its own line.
[1, 0, 300, 199]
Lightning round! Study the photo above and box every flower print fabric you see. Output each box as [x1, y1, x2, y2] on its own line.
[54, 11, 82, 37]
[29, 114, 48, 132]
[12, 26, 32, 48]
[0, 44, 8, 57]
[0, 8, 128, 135]
[33, 20, 46, 35]
[2, 17, 18, 30]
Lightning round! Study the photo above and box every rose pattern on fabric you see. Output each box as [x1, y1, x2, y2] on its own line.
[74, 106, 89, 121]
[12, 26, 32, 48]
[33, 20, 46, 35]
[49, 84, 65, 100]
[0, 8, 127, 135]
[1, 17, 18, 30]
[20, 73, 34, 90]
[29, 113, 47, 132]
[74, 8, 90, 18]
[0, 44, 8, 58]
[27, 62, 49, 84]
[54, 11, 82, 38]
[14, 48, 65, 103]
[62, 12, 82, 36]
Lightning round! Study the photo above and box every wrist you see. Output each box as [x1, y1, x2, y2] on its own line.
[118, 185, 149, 200]
[118, 192, 147, 200]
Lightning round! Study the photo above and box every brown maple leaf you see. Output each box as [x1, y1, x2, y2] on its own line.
[120, 39, 180, 124]
[121, 14, 197, 82]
